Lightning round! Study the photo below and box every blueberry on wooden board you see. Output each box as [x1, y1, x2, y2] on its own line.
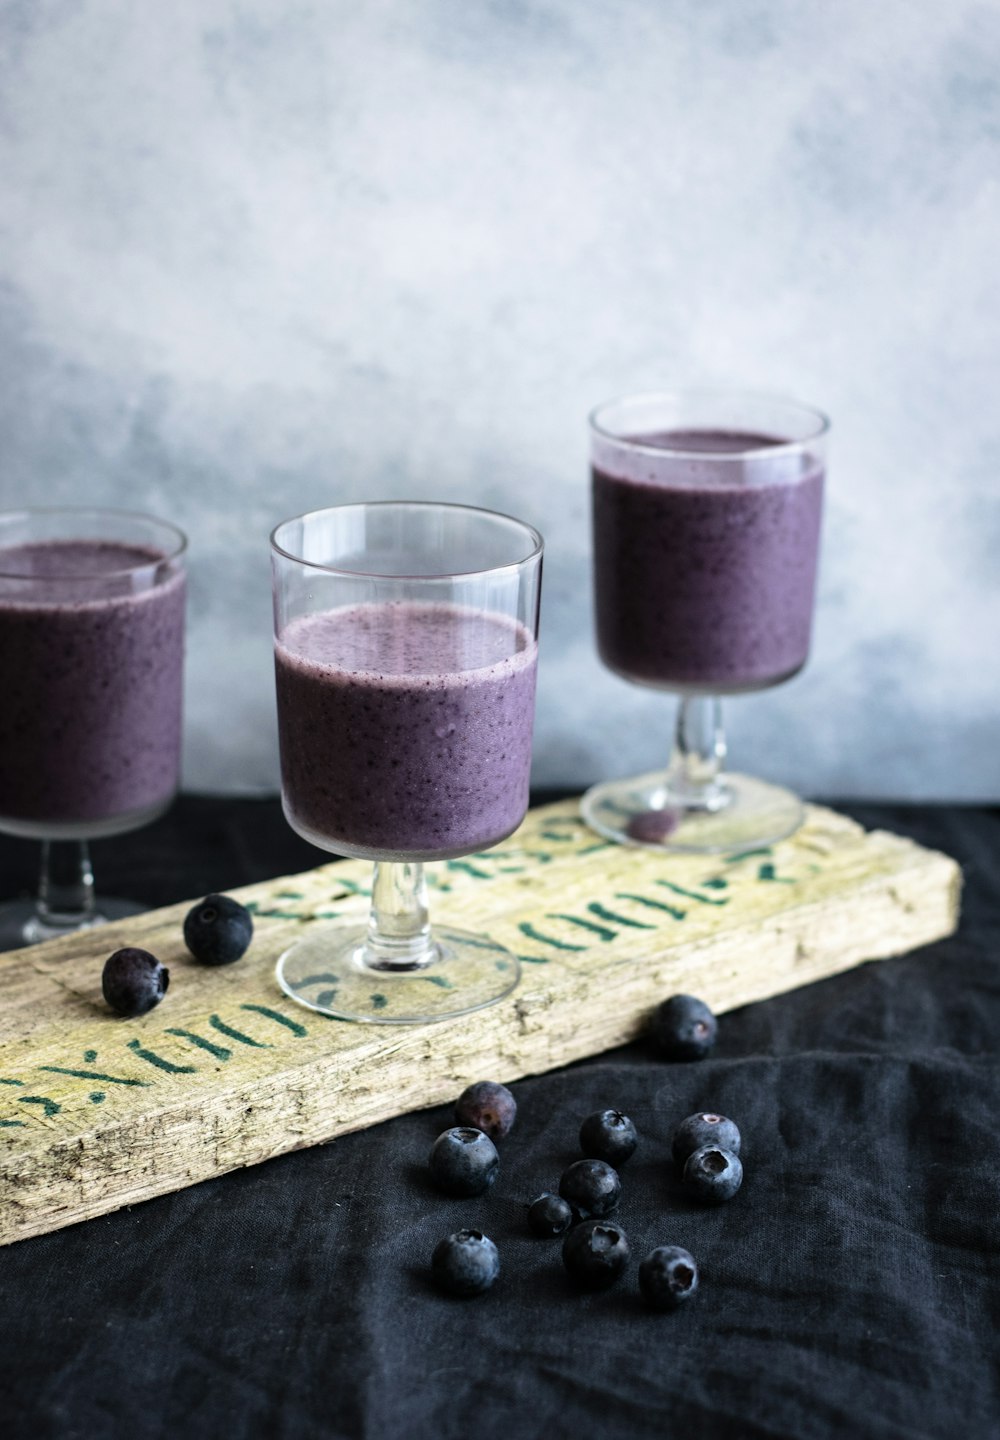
[183, 893, 254, 966]
[102, 948, 169, 1017]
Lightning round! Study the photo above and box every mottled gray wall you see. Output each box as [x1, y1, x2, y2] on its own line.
[1, 2, 997, 799]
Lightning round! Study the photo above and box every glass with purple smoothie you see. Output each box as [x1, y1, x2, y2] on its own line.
[0, 508, 186, 946]
[271, 501, 543, 1024]
[582, 391, 829, 853]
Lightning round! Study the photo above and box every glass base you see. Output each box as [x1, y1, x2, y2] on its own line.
[0, 794, 175, 842]
[0, 895, 146, 952]
[276, 922, 522, 1024]
[580, 769, 804, 854]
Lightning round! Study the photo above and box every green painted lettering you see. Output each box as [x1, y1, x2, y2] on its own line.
[126, 1039, 197, 1075]
[517, 921, 586, 953]
[165, 1028, 232, 1061]
[209, 1015, 272, 1048]
[240, 1004, 308, 1036]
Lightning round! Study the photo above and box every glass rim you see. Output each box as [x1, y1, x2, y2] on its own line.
[588, 388, 831, 459]
[270, 499, 544, 580]
[0, 506, 188, 579]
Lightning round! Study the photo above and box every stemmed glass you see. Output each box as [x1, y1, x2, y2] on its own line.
[271, 501, 543, 1024]
[582, 390, 829, 853]
[0, 508, 187, 948]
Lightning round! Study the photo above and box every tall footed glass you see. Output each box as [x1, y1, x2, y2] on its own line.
[271, 501, 543, 1024]
[582, 391, 829, 853]
[0, 508, 187, 948]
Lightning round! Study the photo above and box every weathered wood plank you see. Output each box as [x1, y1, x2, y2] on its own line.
[0, 800, 961, 1245]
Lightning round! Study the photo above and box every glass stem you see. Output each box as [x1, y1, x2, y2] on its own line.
[363, 861, 438, 972]
[665, 695, 729, 811]
[36, 840, 99, 931]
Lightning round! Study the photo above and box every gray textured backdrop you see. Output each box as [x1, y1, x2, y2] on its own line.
[1, 2, 997, 799]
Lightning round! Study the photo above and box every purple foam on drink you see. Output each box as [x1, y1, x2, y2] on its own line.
[0, 540, 186, 828]
[592, 428, 824, 693]
[274, 600, 538, 860]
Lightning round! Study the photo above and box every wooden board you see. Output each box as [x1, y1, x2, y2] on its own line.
[0, 800, 961, 1246]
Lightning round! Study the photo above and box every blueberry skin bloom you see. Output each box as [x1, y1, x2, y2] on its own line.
[639, 1246, 699, 1310]
[102, 948, 169, 1017]
[559, 1158, 622, 1219]
[527, 1193, 574, 1238]
[672, 1113, 741, 1171]
[183, 893, 254, 966]
[682, 1145, 743, 1204]
[579, 1109, 638, 1167]
[454, 1080, 517, 1141]
[429, 1127, 500, 1197]
[562, 1219, 630, 1290]
[650, 994, 718, 1061]
[431, 1230, 500, 1297]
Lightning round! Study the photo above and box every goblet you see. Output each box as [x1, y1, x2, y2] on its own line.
[0, 507, 187, 947]
[582, 390, 829, 853]
[271, 501, 543, 1023]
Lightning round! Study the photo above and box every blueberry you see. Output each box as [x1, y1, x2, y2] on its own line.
[431, 1230, 500, 1297]
[527, 1192, 574, 1237]
[183, 893, 253, 966]
[650, 994, 718, 1061]
[562, 1219, 630, 1289]
[672, 1113, 741, 1171]
[454, 1080, 516, 1141]
[559, 1158, 621, 1220]
[638, 1246, 699, 1310]
[102, 948, 169, 1017]
[625, 808, 680, 844]
[429, 1127, 500, 1197]
[682, 1145, 743, 1204]
[579, 1109, 638, 1167]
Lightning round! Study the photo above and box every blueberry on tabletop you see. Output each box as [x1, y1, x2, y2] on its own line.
[638, 1246, 699, 1310]
[183, 893, 254, 966]
[429, 1127, 500, 1197]
[562, 1219, 631, 1290]
[579, 1109, 638, 1167]
[559, 1158, 622, 1220]
[650, 994, 718, 1061]
[454, 1080, 517, 1141]
[672, 1112, 741, 1171]
[101, 948, 169, 1018]
[527, 1193, 574, 1238]
[431, 1230, 500, 1297]
[682, 1145, 743, 1204]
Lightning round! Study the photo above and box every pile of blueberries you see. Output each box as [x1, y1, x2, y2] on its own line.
[430, 993, 744, 1310]
[100, 894, 255, 1013]
[99, 909, 742, 1315]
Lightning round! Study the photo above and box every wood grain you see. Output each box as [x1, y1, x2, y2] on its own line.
[0, 800, 961, 1245]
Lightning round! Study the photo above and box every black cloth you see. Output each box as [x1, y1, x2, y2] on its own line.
[0, 799, 998, 1440]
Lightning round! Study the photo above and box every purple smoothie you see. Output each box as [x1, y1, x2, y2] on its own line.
[0, 540, 186, 832]
[592, 428, 824, 692]
[274, 601, 538, 860]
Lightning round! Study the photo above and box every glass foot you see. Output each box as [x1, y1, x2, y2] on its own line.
[581, 769, 804, 854]
[276, 923, 522, 1024]
[0, 895, 146, 952]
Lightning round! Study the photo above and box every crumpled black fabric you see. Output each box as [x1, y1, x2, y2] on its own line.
[0, 800, 997, 1440]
